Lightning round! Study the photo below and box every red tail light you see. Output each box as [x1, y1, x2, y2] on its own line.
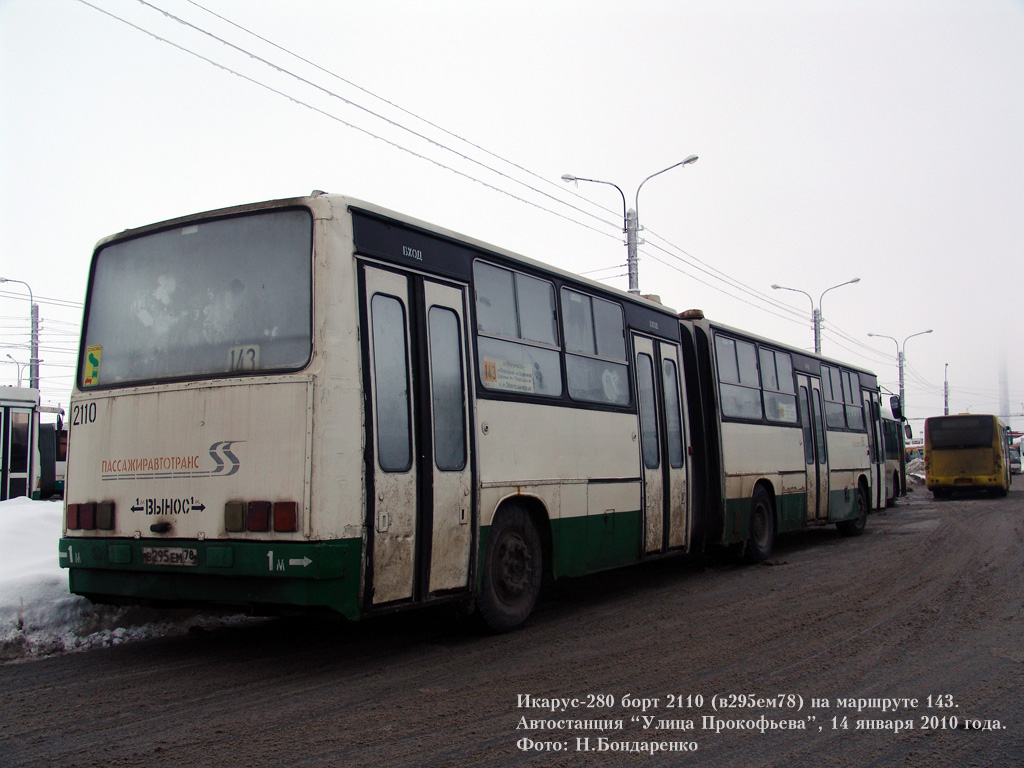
[273, 501, 298, 532]
[247, 501, 271, 532]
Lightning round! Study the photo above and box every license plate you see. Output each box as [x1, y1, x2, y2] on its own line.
[142, 546, 198, 567]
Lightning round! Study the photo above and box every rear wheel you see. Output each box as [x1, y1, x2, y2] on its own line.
[476, 505, 542, 633]
[744, 487, 774, 563]
[838, 484, 868, 536]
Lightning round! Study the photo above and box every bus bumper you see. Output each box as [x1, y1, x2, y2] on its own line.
[58, 537, 363, 620]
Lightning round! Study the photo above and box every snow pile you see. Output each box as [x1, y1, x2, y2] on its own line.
[906, 458, 926, 484]
[0, 498, 254, 662]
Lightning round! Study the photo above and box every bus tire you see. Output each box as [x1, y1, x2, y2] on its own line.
[476, 504, 542, 633]
[886, 471, 900, 508]
[744, 487, 774, 563]
[838, 484, 868, 536]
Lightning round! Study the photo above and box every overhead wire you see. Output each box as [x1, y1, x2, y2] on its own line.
[130, 0, 819, 325]
[128, 0, 620, 236]
[66, 0, 948, 389]
[74, 0, 621, 242]
[180, 0, 622, 222]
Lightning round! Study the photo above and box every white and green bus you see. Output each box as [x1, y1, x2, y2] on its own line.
[60, 194, 884, 631]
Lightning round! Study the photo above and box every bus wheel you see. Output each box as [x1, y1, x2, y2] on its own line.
[477, 505, 542, 633]
[886, 471, 899, 508]
[744, 487, 774, 563]
[838, 484, 868, 536]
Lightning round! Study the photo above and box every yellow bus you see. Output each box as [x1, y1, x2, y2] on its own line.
[924, 414, 1012, 497]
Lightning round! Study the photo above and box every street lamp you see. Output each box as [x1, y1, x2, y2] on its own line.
[562, 155, 698, 295]
[867, 329, 933, 411]
[5, 354, 23, 387]
[770, 277, 861, 354]
[0, 276, 38, 389]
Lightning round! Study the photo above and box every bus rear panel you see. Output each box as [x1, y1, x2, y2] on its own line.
[925, 414, 1011, 497]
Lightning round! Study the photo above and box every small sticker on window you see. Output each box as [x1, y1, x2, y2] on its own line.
[482, 358, 535, 393]
[83, 344, 102, 387]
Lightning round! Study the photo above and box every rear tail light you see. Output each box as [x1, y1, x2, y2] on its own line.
[273, 501, 298, 532]
[79, 503, 96, 530]
[65, 498, 299, 536]
[247, 501, 271, 532]
[221, 500, 300, 534]
[66, 502, 112, 531]
[96, 501, 115, 530]
[224, 500, 246, 532]
[67, 503, 80, 530]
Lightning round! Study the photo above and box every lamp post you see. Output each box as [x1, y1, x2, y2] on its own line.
[562, 155, 698, 295]
[867, 329, 933, 410]
[5, 354, 23, 387]
[770, 277, 861, 354]
[0, 277, 38, 389]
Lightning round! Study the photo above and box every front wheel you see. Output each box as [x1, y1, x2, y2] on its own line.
[838, 484, 868, 536]
[476, 505, 542, 633]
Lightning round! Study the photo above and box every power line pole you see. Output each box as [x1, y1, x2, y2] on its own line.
[944, 363, 949, 416]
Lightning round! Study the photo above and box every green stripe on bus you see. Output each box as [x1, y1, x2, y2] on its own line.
[724, 489, 862, 540]
[59, 537, 363, 620]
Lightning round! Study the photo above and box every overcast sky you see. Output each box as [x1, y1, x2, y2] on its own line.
[2, 0, 1022, 431]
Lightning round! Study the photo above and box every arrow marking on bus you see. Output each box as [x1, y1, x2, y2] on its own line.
[288, 557, 312, 568]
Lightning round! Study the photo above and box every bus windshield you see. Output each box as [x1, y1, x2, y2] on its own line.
[928, 415, 994, 450]
[81, 208, 313, 387]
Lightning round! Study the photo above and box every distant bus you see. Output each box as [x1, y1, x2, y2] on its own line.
[880, 401, 906, 506]
[904, 437, 924, 462]
[0, 387, 63, 500]
[1009, 443, 1021, 475]
[37, 421, 67, 499]
[925, 414, 1012, 497]
[60, 194, 886, 631]
[1, 387, 37, 500]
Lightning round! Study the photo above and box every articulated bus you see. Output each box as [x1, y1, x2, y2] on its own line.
[925, 414, 1012, 497]
[60, 194, 885, 631]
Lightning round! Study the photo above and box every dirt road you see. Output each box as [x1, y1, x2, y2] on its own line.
[2, 485, 1022, 767]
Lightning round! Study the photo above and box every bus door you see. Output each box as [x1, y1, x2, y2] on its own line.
[797, 374, 829, 521]
[865, 390, 884, 509]
[633, 335, 688, 554]
[361, 264, 474, 606]
[1, 403, 32, 500]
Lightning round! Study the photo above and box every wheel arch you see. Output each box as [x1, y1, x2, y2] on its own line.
[486, 493, 554, 583]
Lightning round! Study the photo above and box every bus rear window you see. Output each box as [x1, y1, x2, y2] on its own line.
[928, 416, 995, 449]
[81, 208, 313, 387]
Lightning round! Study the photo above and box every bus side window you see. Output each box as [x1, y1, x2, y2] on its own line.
[798, 386, 814, 464]
[371, 295, 413, 473]
[663, 359, 685, 468]
[474, 261, 562, 397]
[428, 307, 467, 472]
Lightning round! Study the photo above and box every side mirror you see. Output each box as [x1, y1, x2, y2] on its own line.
[904, 423, 913, 440]
[889, 395, 903, 421]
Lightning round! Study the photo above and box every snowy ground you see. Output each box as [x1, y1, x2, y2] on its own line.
[0, 497, 253, 663]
